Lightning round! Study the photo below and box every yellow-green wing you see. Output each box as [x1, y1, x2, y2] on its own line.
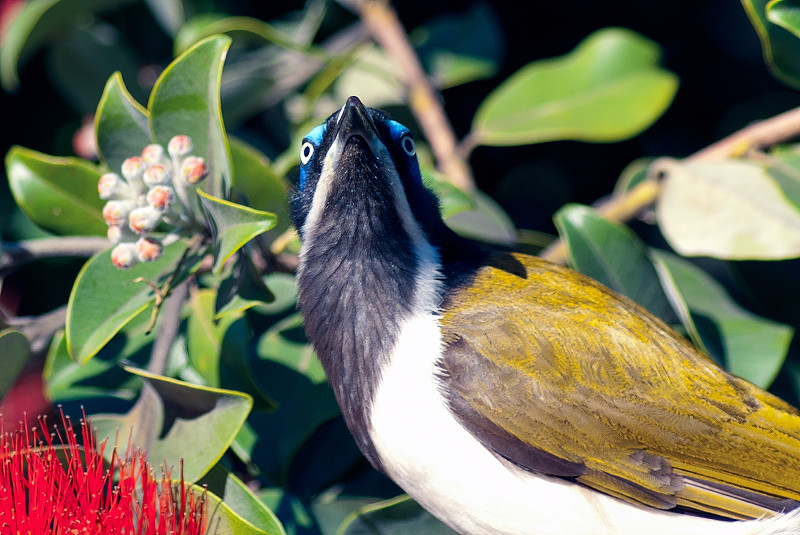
[439, 253, 800, 520]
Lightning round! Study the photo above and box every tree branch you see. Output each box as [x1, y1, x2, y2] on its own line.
[355, 0, 476, 192]
[148, 278, 190, 376]
[539, 104, 800, 264]
[0, 236, 110, 273]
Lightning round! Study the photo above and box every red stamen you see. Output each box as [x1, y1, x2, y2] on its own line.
[0, 409, 207, 534]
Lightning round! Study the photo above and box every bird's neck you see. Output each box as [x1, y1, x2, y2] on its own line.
[296, 192, 442, 470]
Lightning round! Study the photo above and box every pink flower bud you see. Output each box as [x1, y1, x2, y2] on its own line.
[181, 156, 207, 185]
[168, 135, 193, 158]
[98, 172, 130, 200]
[107, 225, 123, 243]
[146, 185, 175, 211]
[111, 243, 139, 270]
[136, 236, 163, 262]
[141, 144, 166, 165]
[121, 156, 145, 181]
[103, 200, 136, 227]
[128, 206, 163, 234]
[143, 163, 171, 187]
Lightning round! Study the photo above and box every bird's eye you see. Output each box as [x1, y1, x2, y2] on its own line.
[400, 135, 415, 157]
[300, 141, 314, 165]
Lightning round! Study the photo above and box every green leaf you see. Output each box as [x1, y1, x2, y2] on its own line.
[655, 158, 800, 259]
[91, 366, 253, 482]
[337, 495, 456, 535]
[187, 288, 276, 410]
[745, 0, 800, 87]
[554, 204, 675, 323]
[201, 463, 286, 535]
[765, 151, 800, 212]
[651, 251, 793, 388]
[421, 166, 474, 220]
[445, 189, 517, 246]
[6, 146, 106, 236]
[95, 72, 151, 174]
[47, 22, 143, 114]
[471, 27, 678, 146]
[149, 34, 233, 199]
[0, 329, 31, 397]
[768, 0, 800, 36]
[216, 251, 276, 318]
[198, 189, 277, 273]
[245, 309, 338, 481]
[44, 312, 152, 402]
[0, 0, 139, 91]
[413, 3, 503, 88]
[230, 137, 291, 236]
[66, 241, 193, 364]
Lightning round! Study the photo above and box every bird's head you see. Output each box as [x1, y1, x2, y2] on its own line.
[290, 96, 444, 245]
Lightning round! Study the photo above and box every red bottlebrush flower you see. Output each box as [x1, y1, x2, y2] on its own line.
[0, 411, 207, 534]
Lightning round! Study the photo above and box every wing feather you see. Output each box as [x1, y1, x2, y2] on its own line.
[440, 253, 800, 520]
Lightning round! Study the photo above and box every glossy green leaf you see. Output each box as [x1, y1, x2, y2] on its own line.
[188, 288, 276, 410]
[445, 189, 517, 246]
[198, 189, 277, 273]
[230, 137, 291, 236]
[201, 463, 286, 535]
[6, 146, 106, 236]
[244, 309, 338, 481]
[745, 0, 800, 87]
[47, 23, 143, 114]
[44, 313, 151, 402]
[655, 158, 800, 259]
[0, 329, 31, 397]
[338, 495, 456, 535]
[765, 151, 800, 212]
[149, 34, 232, 199]
[413, 3, 503, 88]
[421, 166, 474, 220]
[66, 242, 191, 364]
[555, 204, 675, 322]
[0, 0, 139, 91]
[768, 0, 800, 35]
[91, 366, 253, 482]
[95, 72, 151, 174]
[471, 27, 678, 146]
[216, 251, 276, 318]
[651, 251, 793, 388]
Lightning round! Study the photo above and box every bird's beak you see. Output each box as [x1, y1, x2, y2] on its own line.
[328, 96, 382, 165]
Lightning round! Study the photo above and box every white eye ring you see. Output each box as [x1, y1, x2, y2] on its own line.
[400, 135, 415, 157]
[300, 141, 314, 164]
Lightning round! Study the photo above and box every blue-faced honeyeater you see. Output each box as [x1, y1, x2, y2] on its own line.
[289, 96, 800, 535]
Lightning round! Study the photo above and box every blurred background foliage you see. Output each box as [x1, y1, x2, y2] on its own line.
[4, 0, 800, 533]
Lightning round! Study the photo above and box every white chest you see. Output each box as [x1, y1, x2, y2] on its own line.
[367, 313, 782, 535]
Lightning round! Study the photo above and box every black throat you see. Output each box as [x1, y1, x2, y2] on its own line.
[295, 156, 421, 471]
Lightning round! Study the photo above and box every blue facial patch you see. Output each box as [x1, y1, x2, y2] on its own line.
[305, 124, 326, 146]
[386, 119, 410, 142]
[298, 123, 327, 191]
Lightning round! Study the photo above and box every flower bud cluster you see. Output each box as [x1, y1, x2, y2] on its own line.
[100, 135, 208, 269]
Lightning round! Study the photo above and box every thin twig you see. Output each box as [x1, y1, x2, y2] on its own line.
[6, 305, 67, 354]
[0, 237, 110, 273]
[355, 0, 475, 192]
[148, 278, 190, 376]
[539, 104, 800, 264]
